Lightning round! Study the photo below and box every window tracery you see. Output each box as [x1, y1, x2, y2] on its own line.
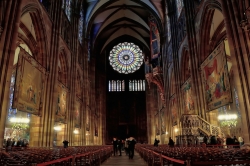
[62, 0, 72, 21]
[109, 80, 125, 92]
[176, 0, 184, 18]
[78, 3, 84, 44]
[109, 42, 143, 74]
[129, 80, 145, 91]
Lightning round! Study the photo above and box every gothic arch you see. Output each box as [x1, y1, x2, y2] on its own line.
[58, 49, 69, 87]
[76, 69, 83, 99]
[18, 22, 37, 56]
[180, 48, 191, 84]
[21, 2, 49, 68]
[170, 68, 176, 96]
[199, 0, 223, 64]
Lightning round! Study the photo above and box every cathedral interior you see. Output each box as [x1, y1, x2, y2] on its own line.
[1, 0, 250, 152]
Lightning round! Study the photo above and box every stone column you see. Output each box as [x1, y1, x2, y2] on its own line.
[220, 0, 250, 143]
[0, 0, 22, 148]
[39, 0, 63, 147]
[183, 0, 205, 118]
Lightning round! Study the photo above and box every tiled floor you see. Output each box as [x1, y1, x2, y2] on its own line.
[101, 151, 147, 166]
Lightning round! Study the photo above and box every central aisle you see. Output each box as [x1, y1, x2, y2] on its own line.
[101, 151, 147, 166]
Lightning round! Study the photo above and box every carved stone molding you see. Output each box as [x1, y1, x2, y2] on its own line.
[180, 114, 221, 137]
[146, 66, 165, 104]
[145, 73, 153, 88]
[240, 19, 250, 31]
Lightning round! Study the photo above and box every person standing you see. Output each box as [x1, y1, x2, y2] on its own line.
[128, 137, 136, 159]
[168, 137, 175, 147]
[153, 138, 160, 147]
[117, 139, 122, 156]
[63, 140, 69, 148]
[203, 136, 208, 144]
[124, 139, 129, 155]
[112, 138, 118, 156]
[238, 136, 244, 147]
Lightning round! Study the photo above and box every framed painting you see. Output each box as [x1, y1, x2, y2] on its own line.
[55, 83, 67, 123]
[170, 95, 178, 126]
[74, 100, 81, 128]
[13, 48, 46, 116]
[201, 42, 232, 111]
[181, 78, 195, 114]
[149, 15, 160, 59]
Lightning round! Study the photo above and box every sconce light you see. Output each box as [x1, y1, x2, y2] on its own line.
[218, 114, 238, 128]
[174, 128, 179, 133]
[73, 129, 79, 134]
[165, 131, 168, 135]
[218, 114, 237, 120]
[54, 125, 62, 131]
[10, 117, 30, 123]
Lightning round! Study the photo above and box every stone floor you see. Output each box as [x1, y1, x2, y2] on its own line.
[101, 151, 147, 166]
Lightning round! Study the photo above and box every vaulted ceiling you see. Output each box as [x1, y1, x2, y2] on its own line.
[85, 0, 164, 54]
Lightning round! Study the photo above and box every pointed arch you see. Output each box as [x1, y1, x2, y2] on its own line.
[180, 47, 191, 84]
[76, 69, 83, 99]
[58, 49, 69, 87]
[170, 68, 176, 96]
[21, 3, 49, 68]
[199, 1, 224, 64]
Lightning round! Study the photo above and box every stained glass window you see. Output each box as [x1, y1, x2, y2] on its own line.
[234, 88, 241, 117]
[8, 71, 16, 119]
[78, 3, 84, 44]
[108, 80, 125, 92]
[167, 16, 171, 42]
[109, 42, 143, 74]
[129, 80, 145, 91]
[108, 81, 111, 91]
[65, 0, 72, 21]
[121, 80, 125, 91]
[176, 0, 184, 18]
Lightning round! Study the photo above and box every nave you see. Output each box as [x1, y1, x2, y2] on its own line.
[101, 151, 146, 166]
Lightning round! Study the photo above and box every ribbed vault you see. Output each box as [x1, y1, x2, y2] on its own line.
[85, 0, 164, 54]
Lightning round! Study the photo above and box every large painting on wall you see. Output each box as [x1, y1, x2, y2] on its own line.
[149, 15, 160, 59]
[201, 42, 232, 111]
[55, 84, 67, 123]
[74, 100, 81, 128]
[13, 48, 46, 115]
[181, 78, 195, 114]
[170, 96, 177, 126]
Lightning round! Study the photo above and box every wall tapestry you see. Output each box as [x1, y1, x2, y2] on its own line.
[55, 84, 67, 123]
[170, 96, 177, 126]
[149, 15, 160, 59]
[181, 78, 195, 114]
[201, 42, 232, 111]
[74, 100, 80, 128]
[13, 48, 46, 116]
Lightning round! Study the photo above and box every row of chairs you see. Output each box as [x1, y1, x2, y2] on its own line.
[0, 146, 113, 166]
[136, 144, 250, 166]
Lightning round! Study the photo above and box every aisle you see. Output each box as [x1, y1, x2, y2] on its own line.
[101, 151, 147, 166]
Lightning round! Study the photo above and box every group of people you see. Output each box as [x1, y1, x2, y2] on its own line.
[203, 135, 244, 147]
[112, 137, 136, 159]
[153, 137, 175, 147]
[4, 138, 29, 151]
